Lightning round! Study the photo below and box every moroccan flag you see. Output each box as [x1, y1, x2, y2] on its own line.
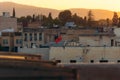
[55, 35, 62, 43]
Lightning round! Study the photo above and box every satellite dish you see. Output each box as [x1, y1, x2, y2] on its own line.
[114, 28, 120, 37]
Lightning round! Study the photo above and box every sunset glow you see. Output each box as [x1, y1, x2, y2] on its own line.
[0, 0, 120, 11]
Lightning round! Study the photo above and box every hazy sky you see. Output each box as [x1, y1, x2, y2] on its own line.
[0, 0, 120, 11]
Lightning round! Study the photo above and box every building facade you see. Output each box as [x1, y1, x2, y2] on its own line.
[1, 32, 22, 51]
[49, 47, 120, 63]
[79, 33, 115, 47]
[22, 28, 44, 48]
[0, 12, 17, 31]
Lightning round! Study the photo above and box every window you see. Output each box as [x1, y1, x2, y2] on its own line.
[99, 60, 108, 63]
[3, 39, 8, 44]
[70, 60, 76, 63]
[16, 39, 19, 44]
[117, 60, 120, 63]
[24, 33, 27, 41]
[90, 60, 94, 63]
[111, 39, 114, 46]
[29, 33, 32, 41]
[16, 39, 22, 44]
[39, 33, 42, 41]
[19, 39, 22, 44]
[34, 33, 37, 41]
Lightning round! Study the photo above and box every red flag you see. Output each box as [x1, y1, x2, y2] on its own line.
[55, 35, 62, 43]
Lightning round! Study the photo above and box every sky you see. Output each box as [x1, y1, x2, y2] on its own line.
[0, 0, 120, 11]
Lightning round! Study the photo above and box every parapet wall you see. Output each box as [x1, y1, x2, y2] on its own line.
[18, 48, 49, 60]
[50, 47, 120, 63]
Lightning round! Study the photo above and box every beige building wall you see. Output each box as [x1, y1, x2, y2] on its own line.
[1, 37, 8, 47]
[1, 36, 13, 47]
[0, 17, 17, 31]
[79, 36, 100, 46]
[49, 47, 120, 63]
[23, 32, 44, 48]
[50, 47, 83, 63]
[102, 36, 112, 46]
[1, 32, 22, 51]
[43, 29, 97, 43]
[14, 36, 22, 47]
[66, 29, 96, 35]
[85, 47, 120, 62]
[79, 36, 112, 46]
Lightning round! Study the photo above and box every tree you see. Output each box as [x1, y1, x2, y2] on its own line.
[87, 10, 94, 27]
[17, 16, 26, 22]
[72, 13, 79, 25]
[32, 14, 35, 22]
[41, 15, 49, 27]
[39, 14, 44, 21]
[58, 10, 72, 25]
[48, 12, 53, 25]
[45, 12, 54, 28]
[72, 13, 84, 27]
[12, 8, 15, 18]
[53, 18, 60, 25]
[118, 17, 120, 27]
[48, 12, 53, 20]
[83, 16, 87, 27]
[112, 12, 118, 26]
[17, 16, 28, 27]
[26, 15, 32, 23]
[41, 12, 55, 28]
[35, 14, 40, 21]
[106, 18, 110, 27]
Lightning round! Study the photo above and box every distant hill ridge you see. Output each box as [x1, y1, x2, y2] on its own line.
[0, 2, 120, 20]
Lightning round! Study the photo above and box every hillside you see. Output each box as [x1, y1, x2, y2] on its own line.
[70, 8, 120, 20]
[0, 2, 60, 18]
[0, 2, 120, 20]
